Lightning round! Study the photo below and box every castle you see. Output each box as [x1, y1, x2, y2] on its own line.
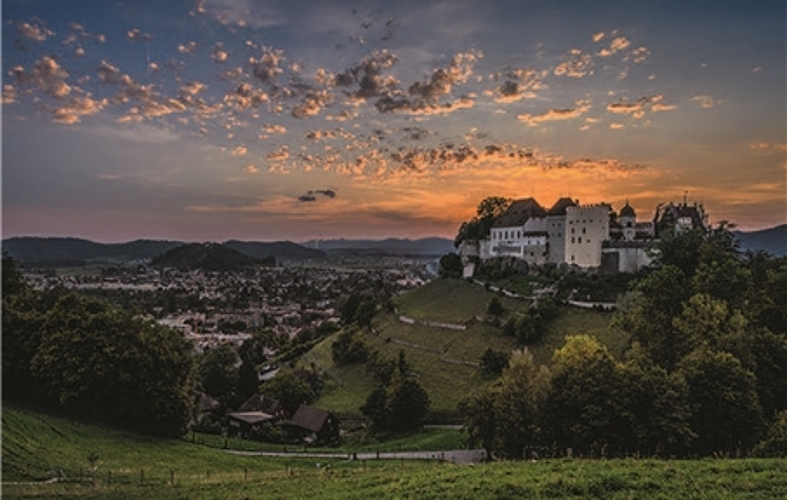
[459, 197, 709, 274]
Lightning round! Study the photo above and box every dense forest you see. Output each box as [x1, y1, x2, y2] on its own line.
[460, 225, 787, 458]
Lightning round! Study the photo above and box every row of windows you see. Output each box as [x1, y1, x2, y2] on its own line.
[570, 237, 592, 244]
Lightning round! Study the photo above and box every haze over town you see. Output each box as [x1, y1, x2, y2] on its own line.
[2, 0, 784, 242]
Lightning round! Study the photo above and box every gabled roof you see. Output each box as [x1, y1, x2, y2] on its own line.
[238, 393, 283, 414]
[547, 197, 577, 216]
[290, 405, 332, 433]
[492, 198, 546, 228]
[197, 392, 220, 412]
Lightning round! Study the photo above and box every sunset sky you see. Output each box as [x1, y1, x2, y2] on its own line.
[2, 0, 784, 242]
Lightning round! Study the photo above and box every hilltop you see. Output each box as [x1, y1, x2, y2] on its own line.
[151, 242, 271, 271]
[734, 224, 787, 256]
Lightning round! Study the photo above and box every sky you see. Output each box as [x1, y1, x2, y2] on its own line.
[2, 0, 785, 243]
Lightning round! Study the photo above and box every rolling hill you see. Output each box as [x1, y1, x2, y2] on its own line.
[305, 278, 626, 420]
[735, 224, 787, 256]
[150, 243, 270, 271]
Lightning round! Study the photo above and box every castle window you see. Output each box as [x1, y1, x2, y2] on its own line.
[582, 227, 586, 234]
[578, 237, 582, 243]
[571, 237, 575, 244]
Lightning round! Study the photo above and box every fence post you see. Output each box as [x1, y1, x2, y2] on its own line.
[244, 468, 248, 481]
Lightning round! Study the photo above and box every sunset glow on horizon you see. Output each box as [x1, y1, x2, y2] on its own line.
[2, 0, 785, 243]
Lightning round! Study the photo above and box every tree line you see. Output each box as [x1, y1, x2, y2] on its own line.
[461, 226, 787, 458]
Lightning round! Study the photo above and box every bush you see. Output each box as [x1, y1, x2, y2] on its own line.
[331, 329, 369, 366]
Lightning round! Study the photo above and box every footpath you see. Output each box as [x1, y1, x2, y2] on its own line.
[224, 448, 487, 464]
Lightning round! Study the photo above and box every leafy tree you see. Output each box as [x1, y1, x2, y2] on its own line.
[262, 369, 314, 416]
[454, 196, 512, 247]
[461, 351, 550, 459]
[30, 292, 196, 436]
[360, 351, 429, 432]
[542, 335, 624, 456]
[487, 296, 504, 317]
[198, 345, 240, 408]
[480, 348, 510, 376]
[385, 371, 431, 432]
[458, 387, 498, 458]
[753, 410, 787, 457]
[615, 265, 691, 369]
[2, 255, 48, 401]
[616, 351, 694, 457]
[492, 351, 550, 458]
[677, 348, 763, 455]
[339, 292, 376, 329]
[331, 328, 369, 366]
[439, 252, 463, 278]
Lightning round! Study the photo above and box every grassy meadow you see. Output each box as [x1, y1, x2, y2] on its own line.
[308, 277, 626, 420]
[4, 405, 787, 499]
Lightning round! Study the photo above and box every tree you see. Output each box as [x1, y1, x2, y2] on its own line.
[360, 351, 429, 432]
[542, 335, 624, 456]
[385, 373, 431, 432]
[753, 410, 787, 457]
[30, 292, 196, 436]
[331, 328, 369, 366]
[439, 252, 463, 278]
[480, 348, 510, 376]
[454, 196, 512, 247]
[460, 350, 550, 459]
[492, 351, 550, 458]
[677, 348, 763, 455]
[198, 345, 240, 408]
[616, 351, 694, 457]
[487, 296, 504, 317]
[262, 369, 314, 416]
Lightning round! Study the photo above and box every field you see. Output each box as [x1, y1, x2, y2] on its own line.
[4, 405, 787, 499]
[307, 278, 627, 420]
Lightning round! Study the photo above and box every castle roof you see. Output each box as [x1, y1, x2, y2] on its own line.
[492, 198, 546, 228]
[547, 197, 578, 216]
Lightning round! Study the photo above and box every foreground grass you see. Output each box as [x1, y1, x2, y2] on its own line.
[4, 405, 786, 499]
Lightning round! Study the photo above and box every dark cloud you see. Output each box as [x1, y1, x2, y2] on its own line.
[298, 189, 337, 202]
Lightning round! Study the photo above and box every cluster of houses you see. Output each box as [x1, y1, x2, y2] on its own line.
[24, 262, 428, 351]
[197, 392, 340, 445]
[460, 197, 709, 274]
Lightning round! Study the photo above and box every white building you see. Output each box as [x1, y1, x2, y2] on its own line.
[564, 204, 610, 268]
[460, 197, 707, 273]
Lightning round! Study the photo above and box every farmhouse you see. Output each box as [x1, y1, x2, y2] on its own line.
[287, 404, 340, 445]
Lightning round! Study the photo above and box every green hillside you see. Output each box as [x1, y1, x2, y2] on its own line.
[308, 278, 627, 420]
[4, 405, 786, 499]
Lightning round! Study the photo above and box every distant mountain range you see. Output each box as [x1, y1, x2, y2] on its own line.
[2, 237, 326, 266]
[302, 237, 455, 256]
[734, 224, 786, 256]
